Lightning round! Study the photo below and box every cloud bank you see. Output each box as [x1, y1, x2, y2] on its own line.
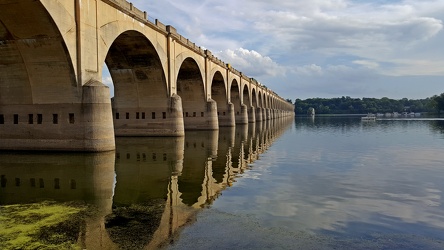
[130, 0, 444, 99]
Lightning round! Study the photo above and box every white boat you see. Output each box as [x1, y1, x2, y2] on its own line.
[361, 114, 376, 121]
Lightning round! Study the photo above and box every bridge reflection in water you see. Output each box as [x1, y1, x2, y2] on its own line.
[0, 117, 293, 249]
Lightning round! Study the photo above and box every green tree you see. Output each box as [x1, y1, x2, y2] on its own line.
[294, 95, 439, 115]
[432, 93, 444, 113]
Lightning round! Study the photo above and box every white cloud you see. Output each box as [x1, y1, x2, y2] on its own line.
[353, 60, 379, 69]
[102, 75, 113, 87]
[216, 48, 286, 77]
[292, 64, 324, 76]
[128, 0, 444, 99]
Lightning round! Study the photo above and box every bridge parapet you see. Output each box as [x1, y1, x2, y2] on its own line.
[167, 25, 205, 55]
[103, 0, 168, 34]
[205, 51, 227, 69]
[155, 19, 167, 31]
[228, 66, 241, 77]
[105, 0, 144, 19]
[241, 73, 251, 83]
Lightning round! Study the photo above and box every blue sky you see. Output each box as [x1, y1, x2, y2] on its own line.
[104, 0, 444, 100]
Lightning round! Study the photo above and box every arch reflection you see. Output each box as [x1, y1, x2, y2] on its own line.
[0, 117, 294, 249]
[0, 151, 117, 249]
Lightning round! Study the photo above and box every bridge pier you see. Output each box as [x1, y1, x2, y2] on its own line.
[248, 107, 256, 123]
[205, 99, 219, 130]
[235, 104, 249, 124]
[219, 103, 236, 127]
[255, 107, 263, 122]
[0, 81, 115, 152]
[113, 94, 185, 137]
[183, 99, 219, 130]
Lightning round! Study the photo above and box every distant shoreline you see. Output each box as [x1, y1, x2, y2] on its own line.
[296, 112, 443, 118]
[296, 114, 367, 117]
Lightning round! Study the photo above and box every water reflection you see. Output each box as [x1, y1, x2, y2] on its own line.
[107, 137, 185, 249]
[287, 117, 444, 238]
[165, 117, 444, 249]
[0, 152, 115, 206]
[429, 119, 444, 137]
[0, 117, 294, 249]
[0, 151, 116, 249]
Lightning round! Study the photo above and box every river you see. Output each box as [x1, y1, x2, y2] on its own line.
[1, 117, 444, 249]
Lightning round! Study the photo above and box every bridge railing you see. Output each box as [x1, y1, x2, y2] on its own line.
[107, 0, 143, 18]
[166, 26, 205, 55]
[227, 65, 241, 77]
[155, 19, 167, 31]
[241, 73, 250, 83]
[104, 0, 168, 34]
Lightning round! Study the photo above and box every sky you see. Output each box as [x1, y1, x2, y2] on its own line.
[106, 0, 444, 101]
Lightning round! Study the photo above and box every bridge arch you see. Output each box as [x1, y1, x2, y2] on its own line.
[174, 52, 205, 94]
[252, 88, 263, 122]
[105, 30, 177, 136]
[177, 57, 216, 130]
[210, 70, 227, 106]
[211, 71, 234, 127]
[242, 84, 251, 108]
[230, 79, 241, 112]
[97, 5, 169, 88]
[258, 91, 264, 121]
[0, 1, 77, 104]
[252, 89, 258, 109]
[0, 1, 116, 151]
[230, 79, 246, 124]
[242, 84, 255, 123]
[257, 91, 263, 108]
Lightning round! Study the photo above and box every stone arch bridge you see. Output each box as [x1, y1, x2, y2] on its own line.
[0, 0, 294, 151]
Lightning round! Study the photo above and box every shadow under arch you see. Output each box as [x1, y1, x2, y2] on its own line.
[0, 1, 77, 105]
[177, 57, 218, 130]
[231, 79, 248, 124]
[212, 71, 234, 127]
[105, 30, 182, 136]
[243, 84, 255, 123]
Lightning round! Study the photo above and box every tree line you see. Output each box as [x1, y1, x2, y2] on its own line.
[291, 94, 444, 115]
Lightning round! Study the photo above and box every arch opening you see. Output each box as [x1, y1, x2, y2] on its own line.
[0, 1, 77, 105]
[105, 30, 167, 108]
[230, 80, 241, 114]
[230, 80, 247, 124]
[0, 2, 115, 151]
[177, 58, 207, 130]
[211, 71, 227, 111]
[105, 30, 174, 136]
[243, 85, 251, 108]
[252, 89, 258, 108]
[211, 71, 231, 126]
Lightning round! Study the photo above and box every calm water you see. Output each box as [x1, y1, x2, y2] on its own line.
[1, 117, 444, 249]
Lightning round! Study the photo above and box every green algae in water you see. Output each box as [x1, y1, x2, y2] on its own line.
[0, 201, 87, 250]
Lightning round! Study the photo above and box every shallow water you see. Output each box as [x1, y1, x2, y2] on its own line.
[1, 117, 444, 249]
